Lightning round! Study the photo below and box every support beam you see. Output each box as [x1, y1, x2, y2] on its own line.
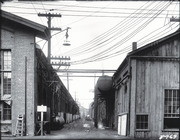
[56, 69, 116, 73]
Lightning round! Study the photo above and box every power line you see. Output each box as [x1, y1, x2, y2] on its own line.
[67, 1, 167, 58]
[70, 2, 174, 65]
[62, 1, 155, 56]
[30, 0, 46, 26]
[2, 1, 178, 64]
[71, 23, 179, 65]
[2, 5, 180, 15]
[8, 11, 176, 19]
[6, 1, 180, 12]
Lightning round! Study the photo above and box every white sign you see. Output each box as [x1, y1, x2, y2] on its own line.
[37, 105, 47, 112]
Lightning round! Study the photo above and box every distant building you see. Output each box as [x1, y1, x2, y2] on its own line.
[113, 29, 180, 139]
[88, 102, 94, 120]
[78, 103, 89, 119]
[0, 10, 79, 136]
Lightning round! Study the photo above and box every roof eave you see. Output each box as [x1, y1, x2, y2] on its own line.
[1, 10, 50, 40]
[128, 29, 180, 56]
[113, 28, 180, 77]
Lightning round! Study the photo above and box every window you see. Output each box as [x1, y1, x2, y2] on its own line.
[3, 73, 11, 95]
[136, 115, 148, 129]
[164, 89, 179, 129]
[3, 102, 11, 120]
[0, 50, 11, 121]
[3, 51, 11, 70]
[0, 102, 11, 120]
[0, 50, 11, 96]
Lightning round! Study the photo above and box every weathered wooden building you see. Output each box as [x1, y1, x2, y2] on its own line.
[113, 29, 179, 139]
[0, 10, 79, 136]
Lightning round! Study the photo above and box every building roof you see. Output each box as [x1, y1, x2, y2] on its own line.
[1, 10, 50, 40]
[113, 29, 180, 77]
[128, 28, 180, 56]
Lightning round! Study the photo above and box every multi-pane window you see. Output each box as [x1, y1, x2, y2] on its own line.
[3, 102, 11, 120]
[3, 51, 11, 70]
[0, 102, 11, 120]
[0, 50, 11, 121]
[164, 89, 179, 129]
[136, 115, 148, 129]
[0, 50, 11, 96]
[3, 73, 11, 94]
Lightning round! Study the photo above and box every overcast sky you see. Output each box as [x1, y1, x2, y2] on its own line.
[1, 1, 179, 108]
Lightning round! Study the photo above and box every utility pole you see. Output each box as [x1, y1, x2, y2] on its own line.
[51, 56, 71, 68]
[38, 13, 62, 63]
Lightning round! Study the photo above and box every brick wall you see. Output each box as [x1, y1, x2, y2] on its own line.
[1, 28, 36, 136]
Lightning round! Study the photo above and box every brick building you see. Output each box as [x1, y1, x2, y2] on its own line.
[0, 10, 79, 136]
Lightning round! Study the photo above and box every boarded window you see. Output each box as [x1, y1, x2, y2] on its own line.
[164, 89, 179, 129]
[136, 115, 148, 129]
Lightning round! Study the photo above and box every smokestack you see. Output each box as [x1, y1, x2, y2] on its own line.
[132, 42, 137, 51]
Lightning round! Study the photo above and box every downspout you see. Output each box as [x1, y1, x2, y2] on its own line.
[128, 57, 131, 136]
[25, 56, 27, 135]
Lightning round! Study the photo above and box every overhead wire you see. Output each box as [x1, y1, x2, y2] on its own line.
[3, 5, 179, 16]
[25, 2, 151, 45]
[3, 7, 177, 19]
[103, 25, 179, 62]
[30, 0, 46, 26]
[61, 1, 114, 27]
[67, 1, 163, 57]
[41, 1, 153, 51]
[74, 1, 173, 64]
[137, 23, 178, 47]
[62, 1, 153, 56]
[66, 2, 158, 56]
[65, 1, 175, 57]
[70, 1, 174, 65]
[2, 1, 178, 64]
[6, 1, 179, 12]
[52, 2, 114, 55]
[73, 23, 179, 65]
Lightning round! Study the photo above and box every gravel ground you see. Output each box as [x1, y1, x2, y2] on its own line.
[1, 119, 131, 140]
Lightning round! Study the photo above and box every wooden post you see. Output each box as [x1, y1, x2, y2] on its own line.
[25, 57, 27, 135]
[41, 111, 44, 136]
[37, 105, 47, 136]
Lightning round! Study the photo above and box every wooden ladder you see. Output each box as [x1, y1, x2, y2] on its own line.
[15, 115, 25, 136]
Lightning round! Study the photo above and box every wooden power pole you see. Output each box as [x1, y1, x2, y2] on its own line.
[38, 13, 62, 63]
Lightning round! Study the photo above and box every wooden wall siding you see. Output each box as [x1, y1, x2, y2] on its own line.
[135, 59, 179, 138]
[139, 39, 180, 57]
[118, 85, 128, 113]
[130, 59, 137, 137]
[114, 91, 118, 129]
[136, 60, 146, 113]
[135, 131, 150, 138]
[114, 65, 130, 130]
